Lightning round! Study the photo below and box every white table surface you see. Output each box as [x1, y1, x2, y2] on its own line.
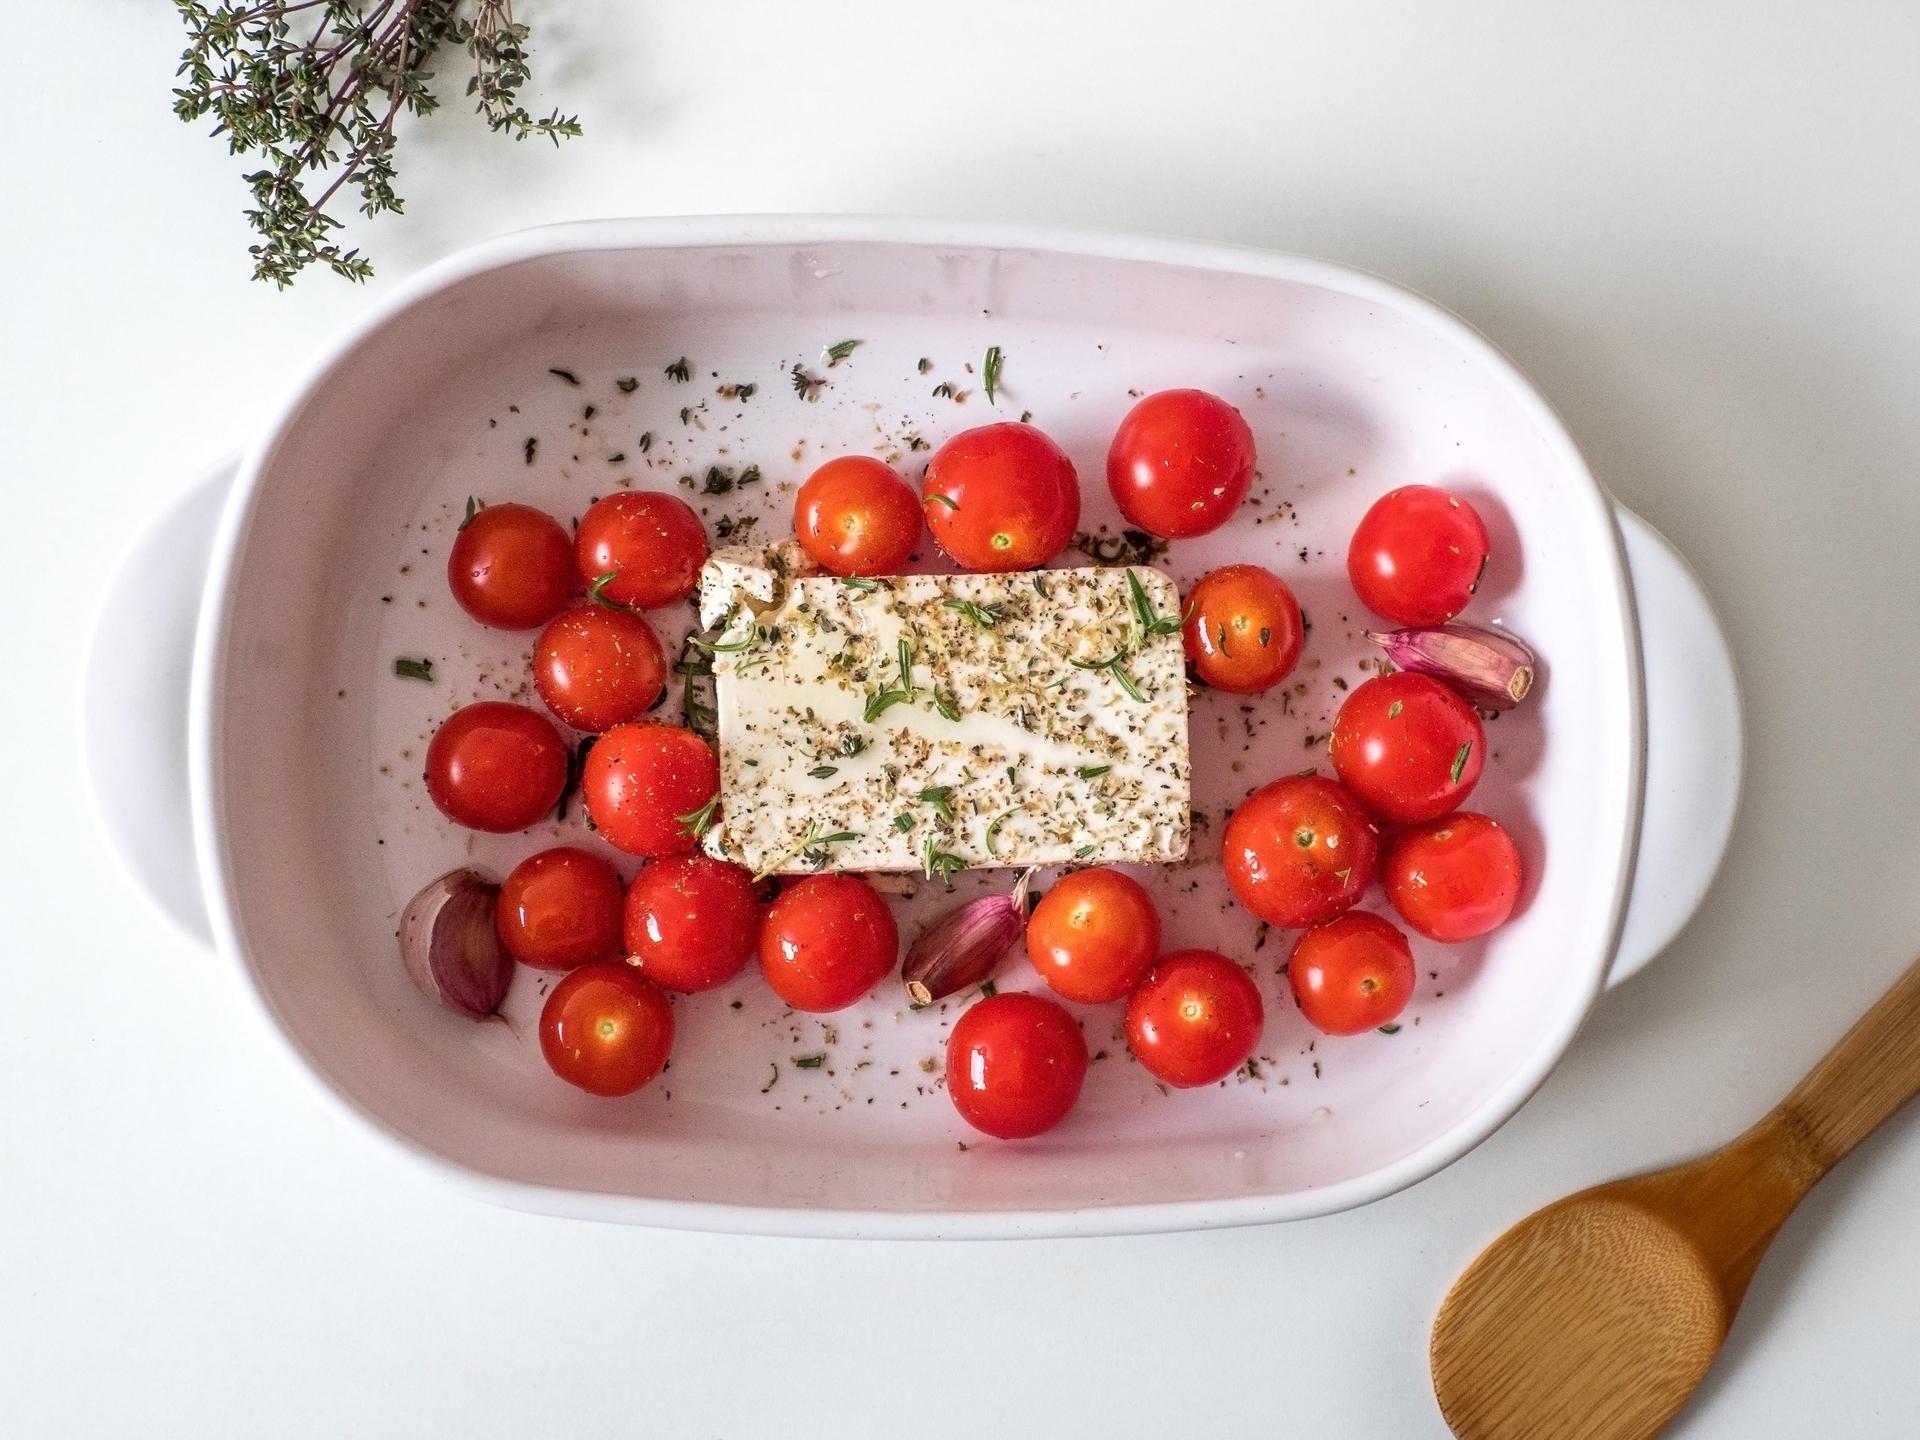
[7, 2, 1920, 1435]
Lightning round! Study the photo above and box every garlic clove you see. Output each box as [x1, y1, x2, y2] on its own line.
[1364, 624, 1537, 710]
[399, 869, 514, 1020]
[903, 869, 1034, 1006]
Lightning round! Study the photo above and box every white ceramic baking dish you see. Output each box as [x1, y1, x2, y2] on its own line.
[83, 218, 1741, 1237]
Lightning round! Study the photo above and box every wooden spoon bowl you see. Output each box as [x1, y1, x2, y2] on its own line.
[1431, 954, 1920, 1439]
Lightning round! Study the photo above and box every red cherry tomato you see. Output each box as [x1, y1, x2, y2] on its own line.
[538, 962, 674, 1096]
[582, 723, 719, 858]
[533, 605, 666, 733]
[794, 456, 922, 577]
[946, 992, 1088, 1139]
[1383, 812, 1522, 941]
[921, 423, 1080, 571]
[1329, 672, 1485, 824]
[1182, 564, 1304, 694]
[495, 846, 626, 971]
[758, 874, 899, 1012]
[575, 492, 708, 609]
[1223, 775, 1378, 927]
[423, 702, 569, 833]
[446, 502, 576, 630]
[1347, 485, 1491, 626]
[1287, 912, 1415, 1036]
[1106, 389, 1256, 539]
[623, 853, 762, 993]
[1025, 867, 1161, 1004]
[1124, 950, 1265, 1088]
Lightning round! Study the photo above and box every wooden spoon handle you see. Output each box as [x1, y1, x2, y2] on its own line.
[1775, 953, 1920, 1173]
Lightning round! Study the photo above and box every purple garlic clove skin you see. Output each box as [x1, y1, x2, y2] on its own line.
[399, 869, 514, 1020]
[1365, 624, 1537, 710]
[903, 868, 1034, 1006]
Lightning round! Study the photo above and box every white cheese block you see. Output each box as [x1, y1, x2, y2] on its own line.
[695, 553, 1191, 876]
[695, 539, 820, 628]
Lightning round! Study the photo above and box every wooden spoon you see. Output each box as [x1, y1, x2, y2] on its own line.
[1431, 953, 1920, 1440]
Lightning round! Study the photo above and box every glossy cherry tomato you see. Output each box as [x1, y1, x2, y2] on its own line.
[446, 501, 576, 630]
[538, 961, 674, 1096]
[532, 604, 666, 733]
[1125, 950, 1265, 1088]
[758, 874, 899, 1012]
[1347, 485, 1491, 626]
[1223, 774, 1378, 927]
[581, 723, 719, 858]
[1383, 812, 1522, 941]
[946, 992, 1088, 1139]
[423, 702, 569, 833]
[794, 456, 922, 577]
[495, 846, 626, 971]
[1182, 564, 1305, 693]
[575, 491, 708, 609]
[1329, 672, 1485, 824]
[624, 853, 762, 992]
[1025, 867, 1161, 1004]
[921, 422, 1080, 571]
[1287, 912, 1415, 1036]
[1106, 389, 1256, 538]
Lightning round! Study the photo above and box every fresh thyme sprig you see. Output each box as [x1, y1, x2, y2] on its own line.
[172, 1, 581, 287]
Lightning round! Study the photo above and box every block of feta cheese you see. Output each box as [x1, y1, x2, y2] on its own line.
[695, 548, 1191, 877]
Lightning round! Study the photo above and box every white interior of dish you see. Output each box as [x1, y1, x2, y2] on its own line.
[201, 230, 1636, 1229]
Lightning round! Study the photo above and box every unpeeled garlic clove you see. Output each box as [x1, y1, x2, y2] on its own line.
[399, 869, 514, 1020]
[1365, 624, 1537, 710]
[903, 868, 1034, 1006]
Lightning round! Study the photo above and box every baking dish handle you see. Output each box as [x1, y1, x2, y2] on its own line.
[81, 459, 236, 946]
[1606, 505, 1743, 987]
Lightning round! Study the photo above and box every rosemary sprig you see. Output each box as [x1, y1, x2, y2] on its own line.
[676, 795, 720, 841]
[1070, 652, 1148, 703]
[754, 821, 861, 880]
[1126, 568, 1187, 641]
[943, 597, 1003, 629]
[864, 688, 911, 722]
[171, 0, 580, 287]
[587, 570, 625, 610]
[982, 345, 1004, 403]
[921, 833, 967, 887]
